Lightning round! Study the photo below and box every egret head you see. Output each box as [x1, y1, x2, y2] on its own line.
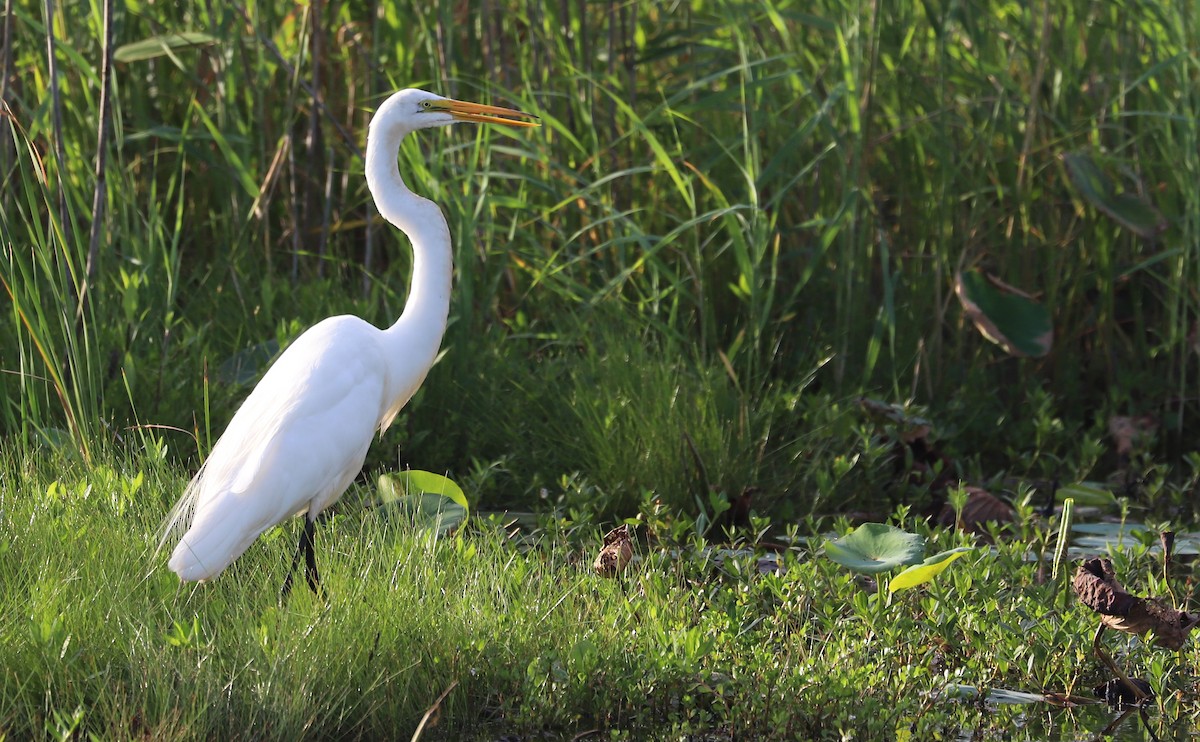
[372, 88, 539, 136]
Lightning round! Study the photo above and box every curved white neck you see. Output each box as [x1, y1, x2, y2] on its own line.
[365, 122, 453, 405]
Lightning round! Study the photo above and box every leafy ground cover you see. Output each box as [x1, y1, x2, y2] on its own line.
[4, 450, 1200, 740]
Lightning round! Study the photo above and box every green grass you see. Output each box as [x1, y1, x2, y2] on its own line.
[5, 451, 1200, 739]
[4, 0, 1200, 503]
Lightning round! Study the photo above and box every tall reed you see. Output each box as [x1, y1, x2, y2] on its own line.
[1, 0, 1196, 480]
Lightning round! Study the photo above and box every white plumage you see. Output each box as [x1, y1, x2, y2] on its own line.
[159, 89, 538, 594]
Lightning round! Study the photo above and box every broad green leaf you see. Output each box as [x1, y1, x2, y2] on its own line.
[378, 470, 469, 512]
[1056, 482, 1117, 507]
[114, 32, 217, 64]
[1063, 152, 1112, 203]
[955, 270, 1053, 357]
[889, 547, 973, 592]
[1063, 152, 1167, 239]
[376, 471, 469, 536]
[1104, 193, 1168, 238]
[823, 523, 926, 575]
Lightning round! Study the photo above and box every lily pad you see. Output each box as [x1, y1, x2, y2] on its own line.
[955, 270, 1053, 358]
[824, 523, 926, 575]
[1071, 523, 1150, 538]
[889, 547, 974, 593]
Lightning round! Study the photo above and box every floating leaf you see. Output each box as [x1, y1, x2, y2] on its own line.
[889, 547, 973, 592]
[824, 523, 926, 575]
[114, 32, 218, 63]
[376, 471, 469, 536]
[955, 270, 1053, 357]
[1071, 523, 1150, 538]
[1063, 152, 1167, 239]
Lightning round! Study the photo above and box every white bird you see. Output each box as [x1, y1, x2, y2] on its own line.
[159, 89, 538, 599]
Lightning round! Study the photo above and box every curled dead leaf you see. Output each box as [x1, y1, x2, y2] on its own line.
[1072, 557, 1199, 650]
[594, 524, 633, 577]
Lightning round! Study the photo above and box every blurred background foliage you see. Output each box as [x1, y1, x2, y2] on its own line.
[1, 0, 1198, 518]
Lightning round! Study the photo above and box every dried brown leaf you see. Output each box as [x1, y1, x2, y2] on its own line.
[1072, 557, 1200, 650]
[937, 486, 1016, 533]
[594, 525, 633, 577]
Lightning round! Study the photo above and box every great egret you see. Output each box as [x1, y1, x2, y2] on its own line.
[159, 89, 538, 598]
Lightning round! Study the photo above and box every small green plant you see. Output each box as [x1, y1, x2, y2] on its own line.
[824, 522, 977, 595]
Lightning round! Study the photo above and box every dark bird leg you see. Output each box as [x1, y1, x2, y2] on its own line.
[280, 517, 324, 603]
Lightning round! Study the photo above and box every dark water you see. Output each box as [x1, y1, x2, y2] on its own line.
[951, 697, 1196, 741]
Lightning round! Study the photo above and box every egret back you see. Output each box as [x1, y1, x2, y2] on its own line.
[162, 316, 390, 581]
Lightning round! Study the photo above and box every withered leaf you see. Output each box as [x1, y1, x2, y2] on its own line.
[1072, 557, 1200, 650]
[594, 524, 633, 577]
[937, 486, 1016, 533]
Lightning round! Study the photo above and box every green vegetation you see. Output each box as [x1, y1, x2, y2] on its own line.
[5, 453, 1200, 739]
[3, 0, 1200, 737]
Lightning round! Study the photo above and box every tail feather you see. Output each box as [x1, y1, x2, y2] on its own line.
[155, 464, 205, 556]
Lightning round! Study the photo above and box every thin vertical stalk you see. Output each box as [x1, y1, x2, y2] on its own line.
[320, 145, 333, 278]
[363, 0, 380, 298]
[83, 0, 114, 315]
[42, 0, 69, 248]
[287, 133, 301, 283]
[0, 0, 13, 182]
[308, 0, 326, 275]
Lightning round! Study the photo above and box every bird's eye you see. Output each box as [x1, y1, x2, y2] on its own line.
[420, 100, 432, 110]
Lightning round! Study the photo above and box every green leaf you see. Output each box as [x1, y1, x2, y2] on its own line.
[823, 523, 926, 575]
[114, 32, 218, 63]
[1104, 193, 1169, 238]
[1057, 481, 1117, 507]
[1063, 152, 1113, 203]
[1063, 152, 1167, 239]
[889, 547, 973, 592]
[376, 471, 469, 536]
[955, 270, 1053, 357]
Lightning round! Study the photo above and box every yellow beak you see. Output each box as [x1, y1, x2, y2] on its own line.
[434, 98, 540, 128]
